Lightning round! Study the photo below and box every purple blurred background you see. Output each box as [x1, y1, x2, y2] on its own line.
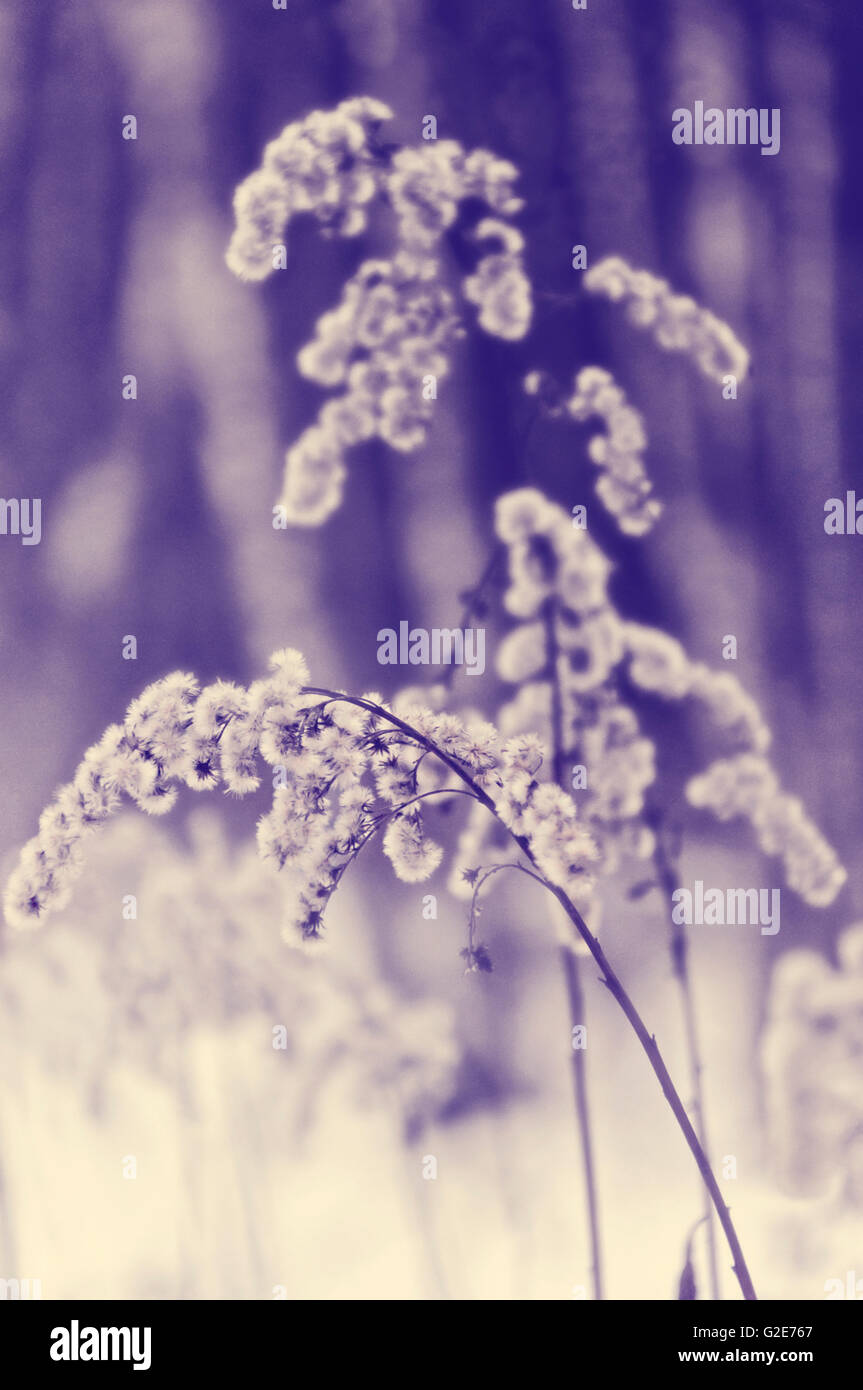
[1, 0, 862, 1300]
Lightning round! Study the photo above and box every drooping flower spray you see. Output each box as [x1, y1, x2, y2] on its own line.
[5, 650, 759, 1297]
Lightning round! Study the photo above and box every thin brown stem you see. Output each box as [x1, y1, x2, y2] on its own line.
[466, 861, 547, 953]
[434, 405, 542, 689]
[438, 546, 504, 690]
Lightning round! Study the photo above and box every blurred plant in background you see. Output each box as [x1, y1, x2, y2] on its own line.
[762, 923, 863, 1207]
[0, 808, 458, 1297]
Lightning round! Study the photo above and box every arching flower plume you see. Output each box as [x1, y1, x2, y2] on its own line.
[227, 98, 532, 525]
[525, 366, 662, 536]
[3, 650, 598, 943]
[584, 255, 750, 384]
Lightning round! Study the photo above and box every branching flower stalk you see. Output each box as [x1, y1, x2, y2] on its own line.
[448, 484, 845, 1300]
[434, 528, 607, 1295]
[451, 524, 718, 1296]
[226, 98, 532, 524]
[434, 529, 606, 1293]
[5, 656, 758, 1298]
[306, 687, 758, 1300]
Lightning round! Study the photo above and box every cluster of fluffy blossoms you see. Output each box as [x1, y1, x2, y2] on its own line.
[4, 649, 599, 941]
[226, 98, 392, 277]
[451, 488, 845, 909]
[525, 365, 661, 536]
[288, 255, 462, 522]
[761, 924, 863, 1201]
[0, 811, 459, 1139]
[687, 756, 846, 907]
[461, 218, 531, 342]
[624, 622, 844, 906]
[584, 256, 750, 384]
[452, 488, 657, 895]
[388, 688, 599, 916]
[227, 98, 533, 525]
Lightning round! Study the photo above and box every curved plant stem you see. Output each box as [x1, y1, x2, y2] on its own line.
[465, 861, 547, 955]
[546, 877, 756, 1300]
[303, 686, 759, 1301]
